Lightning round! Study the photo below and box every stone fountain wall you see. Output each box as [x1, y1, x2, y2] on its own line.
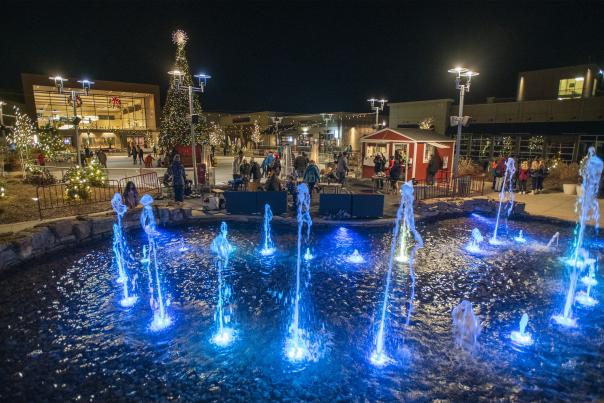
[0, 199, 527, 272]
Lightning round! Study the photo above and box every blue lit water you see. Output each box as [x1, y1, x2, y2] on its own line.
[0, 217, 602, 401]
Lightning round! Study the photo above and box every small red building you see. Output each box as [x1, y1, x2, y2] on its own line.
[360, 128, 455, 181]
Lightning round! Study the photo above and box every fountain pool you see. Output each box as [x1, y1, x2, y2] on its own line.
[0, 217, 602, 401]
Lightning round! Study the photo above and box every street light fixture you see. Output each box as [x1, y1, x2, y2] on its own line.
[168, 69, 211, 188]
[49, 75, 95, 166]
[367, 98, 388, 129]
[448, 66, 479, 183]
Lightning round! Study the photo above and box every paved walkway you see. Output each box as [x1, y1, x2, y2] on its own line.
[478, 190, 604, 227]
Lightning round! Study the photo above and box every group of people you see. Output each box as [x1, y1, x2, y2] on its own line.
[372, 152, 410, 190]
[492, 158, 548, 194]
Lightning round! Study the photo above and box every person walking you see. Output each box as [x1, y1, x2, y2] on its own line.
[132, 144, 138, 165]
[426, 152, 442, 185]
[98, 149, 108, 168]
[303, 159, 320, 196]
[389, 158, 402, 192]
[294, 151, 309, 178]
[232, 151, 244, 180]
[336, 152, 349, 186]
[127, 142, 131, 157]
[169, 154, 187, 203]
[518, 160, 529, 194]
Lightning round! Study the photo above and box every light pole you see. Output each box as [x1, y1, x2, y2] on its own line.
[168, 70, 211, 188]
[447, 67, 479, 180]
[271, 116, 283, 148]
[0, 100, 6, 127]
[49, 76, 94, 166]
[367, 98, 387, 129]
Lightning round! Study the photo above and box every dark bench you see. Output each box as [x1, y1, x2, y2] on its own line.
[257, 191, 287, 215]
[351, 194, 384, 218]
[224, 191, 258, 214]
[319, 193, 352, 216]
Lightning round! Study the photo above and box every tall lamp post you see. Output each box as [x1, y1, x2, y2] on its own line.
[367, 98, 387, 129]
[168, 70, 211, 188]
[49, 76, 94, 166]
[271, 116, 283, 148]
[447, 67, 479, 181]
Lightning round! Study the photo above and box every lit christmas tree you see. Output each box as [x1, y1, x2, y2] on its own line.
[9, 106, 36, 177]
[159, 30, 205, 150]
[209, 122, 224, 148]
[251, 120, 262, 147]
[37, 124, 66, 161]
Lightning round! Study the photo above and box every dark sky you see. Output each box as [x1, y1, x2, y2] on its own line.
[1, 0, 603, 113]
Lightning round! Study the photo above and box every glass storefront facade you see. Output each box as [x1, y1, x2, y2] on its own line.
[33, 85, 154, 131]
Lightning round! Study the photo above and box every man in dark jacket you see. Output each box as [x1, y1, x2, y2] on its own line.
[294, 151, 309, 178]
[427, 152, 442, 185]
[169, 154, 187, 203]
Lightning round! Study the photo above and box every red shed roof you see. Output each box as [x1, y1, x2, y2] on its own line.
[361, 128, 455, 143]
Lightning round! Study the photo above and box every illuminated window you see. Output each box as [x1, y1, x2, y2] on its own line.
[423, 143, 435, 163]
[558, 77, 584, 99]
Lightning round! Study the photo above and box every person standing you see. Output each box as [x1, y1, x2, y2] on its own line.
[294, 151, 308, 178]
[336, 152, 349, 185]
[272, 155, 282, 176]
[132, 144, 138, 165]
[529, 160, 540, 194]
[537, 159, 547, 193]
[249, 157, 261, 191]
[427, 152, 442, 185]
[518, 160, 529, 194]
[389, 159, 402, 192]
[232, 151, 244, 180]
[373, 154, 384, 189]
[127, 142, 131, 157]
[303, 159, 320, 196]
[138, 145, 144, 165]
[169, 154, 187, 203]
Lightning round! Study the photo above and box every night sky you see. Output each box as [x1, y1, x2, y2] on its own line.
[1, 1, 603, 113]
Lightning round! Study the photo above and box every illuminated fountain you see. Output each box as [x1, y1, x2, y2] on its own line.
[346, 249, 365, 264]
[371, 181, 423, 366]
[466, 228, 484, 254]
[285, 183, 314, 362]
[514, 230, 526, 243]
[303, 248, 314, 261]
[178, 237, 189, 252]
[452, 300, 481, 350]
[260, 204, 276, 256]
[553, 147, 602, 327]
[510, 313, 533, 346]
[395, 223, 410, 263]
[140, 194, 172, 332]
[490, 157, 516, 245]
[210, 222, 236, 346]
[547, 232, 560, 249]
[111, 193, 138, 308]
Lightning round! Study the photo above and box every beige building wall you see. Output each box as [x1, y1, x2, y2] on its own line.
[388, 99, 453, 135]
[461, 97, 604, 124]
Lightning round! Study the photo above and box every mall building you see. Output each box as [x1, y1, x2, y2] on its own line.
[388, 64, 604, 162]
[21, 73, 160, 150]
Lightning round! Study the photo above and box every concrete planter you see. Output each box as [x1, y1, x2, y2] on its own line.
[576, 185, 583, 198]
[562, 183, 576, 195]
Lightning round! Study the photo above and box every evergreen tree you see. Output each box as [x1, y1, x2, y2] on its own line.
[159, 30, 205, 150]
[37, 124, 66, 161]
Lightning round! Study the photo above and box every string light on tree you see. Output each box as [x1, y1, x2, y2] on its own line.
[251, 120, 262, 147]
[9, 106, 36, 178]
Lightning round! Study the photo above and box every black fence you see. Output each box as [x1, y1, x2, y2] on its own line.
[413, 175, 485, 201]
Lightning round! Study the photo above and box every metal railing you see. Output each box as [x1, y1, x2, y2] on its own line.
[413, 175, 485, 201]
[36, 172, 161, 220]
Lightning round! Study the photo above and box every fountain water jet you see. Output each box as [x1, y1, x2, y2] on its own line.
[452, 300, 481, 349]
[140, 195, 172, 331]
[371, 181, 423, 366]
[547, 232, 560, 249]
[285, 183, 313, 362]
[260, 204, 276, 256]
[514, 230, 527, 243]
[346, 249, 365, 264]
[510, 313, 533, 346]
[466, 228, 484, 254]
[553, 147, 602, 327]
[490, 158, 516, 245]
[211, 222, 236, 346]
[111, 193, 138, 307]
[395, 224, 410, 263]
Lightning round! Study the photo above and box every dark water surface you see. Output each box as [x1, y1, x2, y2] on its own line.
[0, 216, 602, 401]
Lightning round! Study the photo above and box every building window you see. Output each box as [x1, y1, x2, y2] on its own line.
[558, 77, 584, 99]
[423, 143, 435, 163]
